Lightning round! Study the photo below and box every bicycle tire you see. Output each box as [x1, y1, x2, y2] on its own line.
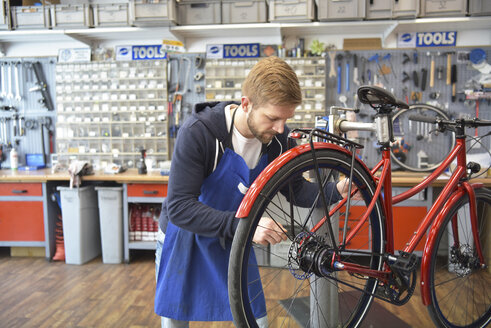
[427, 188, 491, 328]
[391, 104, 456, 172]
[229, 148, 385, 328]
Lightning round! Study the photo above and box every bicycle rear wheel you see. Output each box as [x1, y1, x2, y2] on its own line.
[229, 148, 385, 328]
[391, 104, 455, 172]
[428, 188, 491, 328]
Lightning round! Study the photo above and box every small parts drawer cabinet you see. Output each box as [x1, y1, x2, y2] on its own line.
[0, 183, 50, 257]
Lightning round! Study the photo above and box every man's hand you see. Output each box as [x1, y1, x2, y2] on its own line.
[336, 178, 363, 200]
[253, 217, 288, 246]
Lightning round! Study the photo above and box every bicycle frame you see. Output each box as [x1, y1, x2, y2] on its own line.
[236, 132, 485, 307]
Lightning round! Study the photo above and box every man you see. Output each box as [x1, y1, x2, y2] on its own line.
[155, 56, 344, 327]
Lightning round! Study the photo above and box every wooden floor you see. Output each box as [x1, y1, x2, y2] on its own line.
[0, 248, 435, 328]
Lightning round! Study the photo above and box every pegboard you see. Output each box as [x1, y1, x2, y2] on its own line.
[166, 54, 206, 130]
[325, 47, 491, 170]
[0, 57, 57, 169]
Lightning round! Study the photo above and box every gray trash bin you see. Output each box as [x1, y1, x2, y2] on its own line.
[57, 186, 101, 265]
[95, 187, 123, 264]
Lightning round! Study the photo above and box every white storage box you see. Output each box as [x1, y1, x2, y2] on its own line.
[420, 0, 467, 17]
[469, 0, 491, 16]
[0, 1, 10, 30]
[50, 4, 92, 29]
[177, 0, 221, 25]
[366, 0, 392, 20]
[269, 0, 315, 22]
[392, 0, 419, 19]
[317, 0, 365, 21]
[58, 186, 101, 265]
[129, 0, 177, 26]
[222, 0, 267, 24]
[11, 5, 50, 30]
[92, 3, 130, 27]
[96, 187, 123, 264]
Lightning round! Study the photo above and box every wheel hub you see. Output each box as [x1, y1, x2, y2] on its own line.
[450, 244, 480, 277]
[288, 232, 334, 280]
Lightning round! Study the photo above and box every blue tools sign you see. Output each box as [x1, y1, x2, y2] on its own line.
[224, 43, 260, 58]
[115, 45, 167, 61]
[416, 31, 457, 47]
[398, 31, 457, 48]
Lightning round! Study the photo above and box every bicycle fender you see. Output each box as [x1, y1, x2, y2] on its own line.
[236, 142, 371, 218]
[420, 183, 485, 306]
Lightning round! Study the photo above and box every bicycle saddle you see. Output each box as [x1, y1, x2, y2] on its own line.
[357, 85, 409, 112]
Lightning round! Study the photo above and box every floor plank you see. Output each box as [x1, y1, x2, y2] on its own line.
[0, 248, 435, 327]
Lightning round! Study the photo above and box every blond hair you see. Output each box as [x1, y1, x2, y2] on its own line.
[242, 56, 302, 108]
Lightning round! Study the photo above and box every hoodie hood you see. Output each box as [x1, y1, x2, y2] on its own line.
[193, 101, 239, 142]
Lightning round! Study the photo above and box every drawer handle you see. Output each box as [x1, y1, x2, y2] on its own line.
[12, 189, 28, 194]
[143, 190, 159, 195]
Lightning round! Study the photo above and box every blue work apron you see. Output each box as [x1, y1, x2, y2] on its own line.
[155, 144, 268, 321]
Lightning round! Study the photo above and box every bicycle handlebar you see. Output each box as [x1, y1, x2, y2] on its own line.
[409, 115, 491, 130]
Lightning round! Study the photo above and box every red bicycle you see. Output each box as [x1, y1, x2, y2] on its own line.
[228, 86, 491, 328]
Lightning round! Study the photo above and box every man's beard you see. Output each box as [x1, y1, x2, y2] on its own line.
[247, 110, 276, 144]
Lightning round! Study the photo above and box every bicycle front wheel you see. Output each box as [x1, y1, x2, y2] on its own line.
[428, 188, 491, 328]
[229, 148, 385, 328]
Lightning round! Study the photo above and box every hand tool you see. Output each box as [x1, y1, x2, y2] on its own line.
[345, 52, 351, 92]
[402, 71, 411, 83]
[14, 62, 21, 101]
[429, 53, 435, 88]
[368, 54, 388, 83]
[413, 70, 419, 88]
[12, 114, 18, 137]
[436, 66, 444, 80]
[446, 52, 453, 85]
[336, 54, 343, 94]
[421, 68, 428, 91]
[413, 51, 418, 64]
[402, 53, 411, 65]
[382, 53, 397, 78]
[451, 64, 457, 102]
[352, 54, 360, 86]
[328, 51, 337, 78]
[360, 57, 367, 83]
[7, 63, 13, 100]
[0, 63, 6, 99]
[29, 62, 54, 111]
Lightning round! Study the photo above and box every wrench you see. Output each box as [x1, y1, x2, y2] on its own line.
[14, 63, 21, 101]
[7, 63, 13, 100]
[0, 64, 6, 99]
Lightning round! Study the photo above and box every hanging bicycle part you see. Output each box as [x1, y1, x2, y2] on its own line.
[29, 62, 54, 111]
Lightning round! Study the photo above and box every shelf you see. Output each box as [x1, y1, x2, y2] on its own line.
[128, 241, 156, 250]
[0, 17, 489, 47]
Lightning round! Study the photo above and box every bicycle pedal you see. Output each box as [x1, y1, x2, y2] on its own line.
[388, 251, 418, 273]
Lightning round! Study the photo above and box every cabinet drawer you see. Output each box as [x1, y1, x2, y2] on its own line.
[0, 201, 45, 241]
[0, 183, 43, 196]
[127, 184, 167, 198]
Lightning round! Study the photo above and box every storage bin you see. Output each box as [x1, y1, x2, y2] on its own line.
[392, 0, 419, 19]
[366, 0, 392, 20]
[96, 187, 123, 264]
[129, 0, 177, 27]
[50, 4, 92, 29]
[222, 0, 267, 24]
[0, 1, 10, 30]
[11, 5, 50, 29]
[177, 0, 221, 25]
[317, 0, 365, 21]
[269, 0, 315, 22]
[420, 0, 467, 17]
[469, 0, 491, 16]
[58, 186, 101, 265]
[92, 3, 130, 27]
